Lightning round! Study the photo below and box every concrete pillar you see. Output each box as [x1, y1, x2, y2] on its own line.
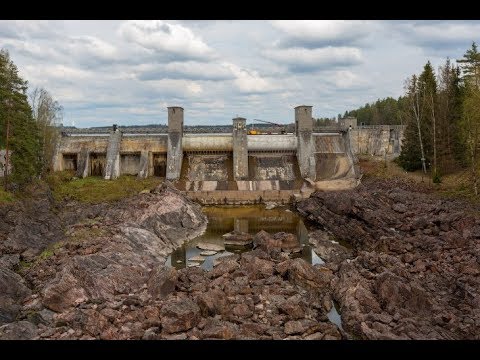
[137, 150, 149, 179]
[295, 105, 316, 180]
[76, 148, 90, 178]
[104, 127, 122, 180]
[52, 137, 63, 172]
[232, 117, 248, 180]
[166, 106, 184, 180]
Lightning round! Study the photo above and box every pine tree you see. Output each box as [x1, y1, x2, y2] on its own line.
[458, 42, 480, 196]
[0, 49, 41, 188]
[436, 59, 464, 174]
[457, 42, 480, 89]
[397, 75, 427, 171]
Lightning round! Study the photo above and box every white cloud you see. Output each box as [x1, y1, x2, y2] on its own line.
[137, 61, 235, 81]
[118, 20, 215, 61]
[392, 22, 480, 49]
[223, 63, 275, 93]
[67, 36, 118, 63]
[23, 64, 93, 82]
[323, 70, 369, 89]
[263, 46, 363, 72]
[271, 20, 372, 47]
[1, 20, 478, 126]
[0, 20, 60, 39]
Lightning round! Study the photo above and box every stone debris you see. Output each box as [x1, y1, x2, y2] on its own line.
[196, 242, 225, 252]
[200, 250, 217, 256]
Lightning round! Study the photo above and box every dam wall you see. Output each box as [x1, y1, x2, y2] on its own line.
[349, 125, 405, 156]
[52, 106, 408, 202]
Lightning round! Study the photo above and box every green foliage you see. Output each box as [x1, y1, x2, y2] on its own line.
[314, 117, 336, 126]
[344, 96, 407, 125]
[457, 41, 480, 88]
[29, 87, 63, 176]
[48, 171, 163, 204]
[0, 49, 41, 188]
[0, 186, 14, 203]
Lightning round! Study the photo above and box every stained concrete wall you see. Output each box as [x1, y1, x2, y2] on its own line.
[104, 130, 122, 180]
[53, 136, 109, 172]
[62, 154, 77, 171]
[120, 136, 168, 153]
[248, 154, 299, 181]
[233, 118, 248, 180]
[76, 148, 90, 178]
[247, 135, 297, 151]
[183, 134, 232, 151]
[166, 107, 184, 180]
[295, 105, 316, 180]
[182, 153, 233, 181]
[120, 153, 141, 175]
[348, 126, 405, 156]
[313, 133, 357, 180]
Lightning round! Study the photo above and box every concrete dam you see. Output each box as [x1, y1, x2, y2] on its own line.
[52, 105, 366, 204]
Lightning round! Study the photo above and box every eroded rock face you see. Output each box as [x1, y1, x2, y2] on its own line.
[0, 184, 208, 339]
[0, 321, 38, 340]
[298, 177, 480, 339]
[0, 268, 32, 324]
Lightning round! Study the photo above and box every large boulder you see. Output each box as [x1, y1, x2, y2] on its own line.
[147, 266, 178, 299]
[160, 297, 201, 334]
[0, 267, 32, 324]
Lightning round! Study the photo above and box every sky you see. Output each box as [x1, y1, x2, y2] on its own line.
[0, 20, 479, 128]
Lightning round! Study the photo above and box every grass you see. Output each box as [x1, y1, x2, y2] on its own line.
[16, 241, 65, 273]
[0, 187, 14, 203]
[358, 155, 480, 204]
[68, 226, 108, 243]
[47, 171, 163, 204]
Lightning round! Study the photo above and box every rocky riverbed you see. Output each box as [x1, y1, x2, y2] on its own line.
[1, 177, 479, 340]
[298, 177, 480, 339]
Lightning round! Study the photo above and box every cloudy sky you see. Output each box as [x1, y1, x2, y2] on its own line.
[0, 20, 478, 127]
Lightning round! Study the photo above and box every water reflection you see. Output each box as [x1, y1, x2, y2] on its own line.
[166, 205, 325, 270]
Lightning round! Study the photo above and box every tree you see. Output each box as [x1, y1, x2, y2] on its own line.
[457, 42, 480, 89]
[0, 49, 41, 188]
[418, 61, 438, 179]
[436, 59, 464, 174]
[458, 42, 480, 196]
[29, 87, 63, 176]
[397, 75, 427, 172]
[460, 85, 480, 195]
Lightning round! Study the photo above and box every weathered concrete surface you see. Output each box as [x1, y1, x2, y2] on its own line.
[313, 133, 357, 181]
[248, 155, 300, 181]
[233, 118, 248, 180]
[104, 130, 122, 180]
[166, 107, 184, 180]
[297, 177, 480, 339]
[349, 126, 405, 156]
[296, 106, 316, 180]
[183, 154, 233, 182]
